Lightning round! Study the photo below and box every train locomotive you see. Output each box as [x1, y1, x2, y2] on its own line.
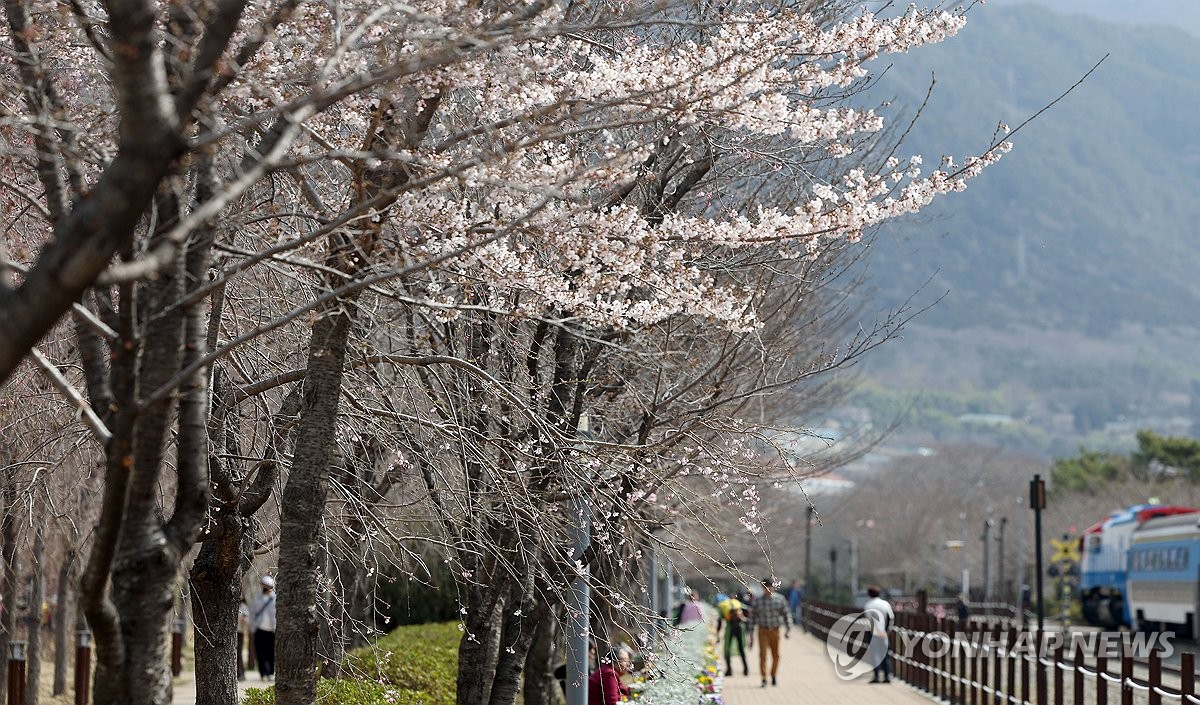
[1079, 503, 1200, 634]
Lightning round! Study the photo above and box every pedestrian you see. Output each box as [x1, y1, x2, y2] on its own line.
[714, 593, 749, 677]
[785, 580, 803, 625]
[864, 585, 894, 684]
[250, 576, 277, 680]
[587, 645, 633, 705]
[674, 590, 705, 627]
[236, 597, 249, 681]
[747, 577, 790, 688]
[956, 593, 970, 622]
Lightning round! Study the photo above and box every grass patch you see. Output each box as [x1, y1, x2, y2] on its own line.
[242, 621, 460, 705]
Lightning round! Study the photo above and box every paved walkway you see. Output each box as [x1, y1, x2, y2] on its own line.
[171, 671, 257, 704]
[721, 631, 936, 705]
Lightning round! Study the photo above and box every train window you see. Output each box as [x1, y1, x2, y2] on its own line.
[1086, 535, 1101, 553]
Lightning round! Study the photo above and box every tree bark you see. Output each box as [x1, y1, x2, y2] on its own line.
[522, 605, 561, 705]
[276, 307, 352, 705]
[52, 549, 75, 696]
[191, 509, 249, 705]
[25, 521, 45, 705]
[0, 480, 20, 704]
[456, 596, 504, 705]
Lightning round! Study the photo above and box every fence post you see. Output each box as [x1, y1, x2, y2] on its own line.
[1120, 645, 1132, 705]
[935, 617, 945, 700]
[1073, 643, 1084, 705]
[1021, 625, 1031, 705]
[1096, 653, 1107, 705]
[1036, 629, 1048, 705]
[1148, 650, 1162, 705]
[969, 620, 979, 705]
[1053, 639, 1064, 705]
[6, 641, 26, 705]
[1181, 652, 1194, 701]
[170, 618, 183, 676]
[958, 618, 967, 705]
[949, 618, 959, 705]
[1006, 626, 1017, 705]
[921, 613, 931, 690]
[993, 623, 1003, 700]
[75, 630, 91, 705]
[928, 614, 937, 693]
[980, 622, 990, 705]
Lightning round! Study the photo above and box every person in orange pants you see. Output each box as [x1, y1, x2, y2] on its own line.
[747, 577, 791, 687]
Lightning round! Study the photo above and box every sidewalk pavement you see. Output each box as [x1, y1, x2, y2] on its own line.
[171, 671, 257, 704]
[721, 630, 936, 705]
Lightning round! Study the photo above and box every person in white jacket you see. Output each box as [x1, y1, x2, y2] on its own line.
[863, 586, 894, 684]
[250, 576, 277, 680]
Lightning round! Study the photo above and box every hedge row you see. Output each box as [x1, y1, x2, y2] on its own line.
[242, 621, 461, 705]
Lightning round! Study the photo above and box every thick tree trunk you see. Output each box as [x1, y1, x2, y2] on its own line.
[94, 539, 183, 705]
[52, 549, 76, 696]
[190, 509, 247, 705]
[276, 307, 352, 705]
[456, 599, 504, 705]
[315, 528, 344, 680]
[0, 484, 20, 704]
[522, 606, 561, 705]
[25, 522, 45, 705]
[486, 550, 542, 705]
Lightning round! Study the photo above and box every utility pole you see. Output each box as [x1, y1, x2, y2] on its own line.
[804, 506, 813, 597]
[1016, 498, 1027, 609]
[830, 547, 838, 598]
[998, 516, 1008, 605]
[960, 512, 968, 598]
[937, 520, 946, 597]
[982, 518, 993, 602]
[565, 416, 593, 705]
[664, 561, 675, 617]
[1031, 475, 1046, 637]
[850, 536, 859, 595]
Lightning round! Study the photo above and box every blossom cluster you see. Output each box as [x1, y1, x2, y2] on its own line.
[634, 620, 724, 705]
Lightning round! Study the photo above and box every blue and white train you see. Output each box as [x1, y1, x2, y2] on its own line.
[1078, 503, 1199, 633]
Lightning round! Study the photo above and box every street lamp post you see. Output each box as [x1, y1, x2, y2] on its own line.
[937, 520, 947, 597]
[830, 547, 838, 599]
[982, 518, 993, 602]
[998, 516, 1008, 605]
[805, 506, 813, 597]
[960, 512, 969, 598]
[850, 536, 859, 595]
[565, 416, 593, 705]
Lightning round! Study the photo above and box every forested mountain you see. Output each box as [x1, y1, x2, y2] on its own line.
[847, 3, 1200, 454]
[864, 3, 1200, 332]
[989, 0, 1200, 38]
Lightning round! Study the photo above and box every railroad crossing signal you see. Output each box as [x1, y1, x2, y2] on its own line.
[1050, 536, 1079, 565]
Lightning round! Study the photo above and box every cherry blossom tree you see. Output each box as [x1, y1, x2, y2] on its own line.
[0, 0, 1014, 703]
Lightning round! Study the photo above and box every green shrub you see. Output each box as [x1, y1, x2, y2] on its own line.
[241, 622, 461, 705]
[241, 679, 437, 705]
[342, 621, 461, 704]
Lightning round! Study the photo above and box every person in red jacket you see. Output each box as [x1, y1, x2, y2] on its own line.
[588, 646, 633, 705]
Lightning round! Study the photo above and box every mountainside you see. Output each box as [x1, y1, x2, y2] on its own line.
[842, 4, 1200, 455]
[989, 0, 1200, 38]
[862, 3, 1200, 332]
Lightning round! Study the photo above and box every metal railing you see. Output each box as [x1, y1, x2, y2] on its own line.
[804, 599, 1197, 705]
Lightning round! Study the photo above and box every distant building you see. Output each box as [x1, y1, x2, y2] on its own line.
[957, 413, 1014, 426]
[803, 472, 855, 495]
